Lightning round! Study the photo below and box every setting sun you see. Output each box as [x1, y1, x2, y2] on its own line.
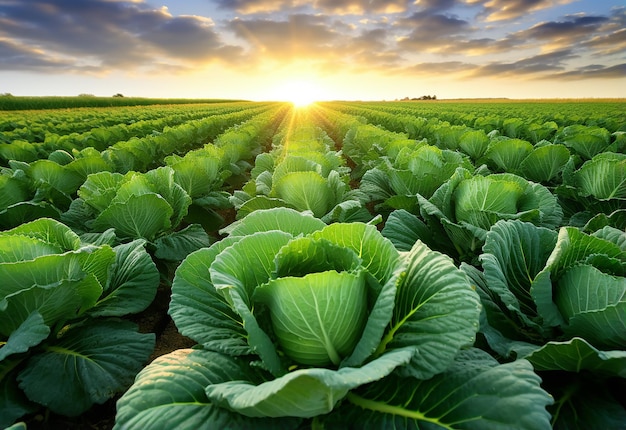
[274, 79, 322, 107]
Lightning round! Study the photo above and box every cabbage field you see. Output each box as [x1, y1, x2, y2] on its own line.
[1, 99, 624, 429]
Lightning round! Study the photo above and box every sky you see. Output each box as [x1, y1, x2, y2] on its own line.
[0, 0, 625, 101]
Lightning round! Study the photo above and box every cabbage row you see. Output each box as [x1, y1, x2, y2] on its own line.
[1, 101, 624, 429]
[1, 104, 288, 428]
[0, 104, 277, 230]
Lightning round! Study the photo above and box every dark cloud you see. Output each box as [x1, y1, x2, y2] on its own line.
[396, 12, 473, 52]
[553, 63, 626, 80]
[581, 8, 626, 56]
[471, 49, 577, 77]
[582, 28, 626, 56]
[506, 14, 611, 52]
[0, 0, 243, 72]
[401, 50, 579, 79]
[523, 15, 609, 40]
[413, 0, 459, 13]
[0, 38, 89, 72]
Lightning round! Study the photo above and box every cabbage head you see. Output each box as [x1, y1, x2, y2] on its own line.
[387, 168, 563, 263]
[115, 208, 554, 429]
[464, 220, 626, 429]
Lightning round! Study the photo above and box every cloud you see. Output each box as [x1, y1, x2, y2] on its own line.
[581, 7, 626, 56]
[215, 0, 411, 14]
[0, 0, 243, 72]
[552, 63, 626, 80]
[509, 14, 610, 52]
[480, 0, 578, 22]
[406, 61, 477, 76]
[227, 14, 341, 60]
[582, 29, 626, 56]
[0, 38, 92, 72]
[403, 49, 582, 80]
[471, 49, 577, 77]
[396, 12, 474, 52]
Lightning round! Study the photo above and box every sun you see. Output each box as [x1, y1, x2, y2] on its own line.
[275, 79, 322, 107]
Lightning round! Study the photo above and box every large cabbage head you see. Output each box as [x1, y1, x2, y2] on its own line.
[115, 209, 556, 430]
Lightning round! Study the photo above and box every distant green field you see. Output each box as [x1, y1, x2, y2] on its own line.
[0, 95, 247, 110]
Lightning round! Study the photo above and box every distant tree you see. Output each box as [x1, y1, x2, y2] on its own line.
[0, 92, 13, 97]
[78, 93, 95, 97]
[112, 93, 124, 97]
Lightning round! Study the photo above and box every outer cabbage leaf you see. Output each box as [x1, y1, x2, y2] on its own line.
[454, 175, 526, 231]
[233, 196, 298, 220]
[554, 265, 626, 349]
[532, 226, 625, 328]
[222, 206, 326, 237]
[17, 319, 154, 417]
[153, 223, 212, 261]
[114, 349, 302, 430]
[89, 240, 159, 317]
[0, 371, 37, 430]
[204, 347, 415, 418]
[321, 349, 553, 430]
[519, 144, 570, 183]
[0, 235, 67, 263]
[167, 153, 222, 199]
[573, 152, 626, 200]
[0, 312, 49, 361]
[169, 237, 251, 355]
[27, 159, 84, 196]
[0, 256, 104, 336]
[525, 337, 626, 377]
[0, 201, 62, 229]
[311, 222, 400, 286]
[381, 209, 433, 252]
[378, 241, 480, 379]
[0, 175, 30, 211]
[459, 129, 490, 160]
[210, 231, 294, 375]
[1, 217, 81, 252]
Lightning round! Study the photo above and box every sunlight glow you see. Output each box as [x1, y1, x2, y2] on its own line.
[275, 79, 322, 107]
